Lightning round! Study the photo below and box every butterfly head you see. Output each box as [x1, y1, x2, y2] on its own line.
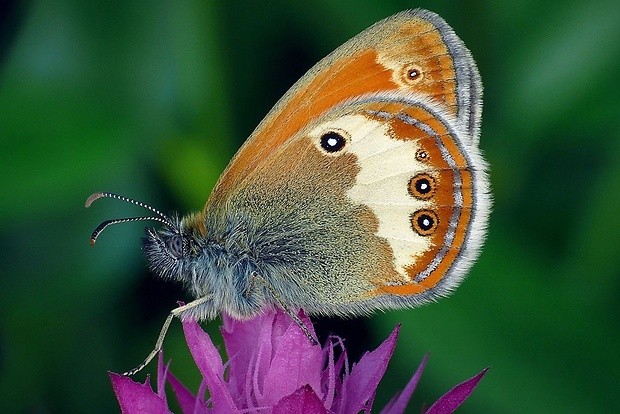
[86, 192, 202, 283]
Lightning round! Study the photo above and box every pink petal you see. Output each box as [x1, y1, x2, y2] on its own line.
[183, 319, 224, 377]
[327, 335, 348, 404]
[221, 312, 264, 379]
[221, 311, 275, 405]
[156, 352, 169, 401]
[250, 319, 275, 404]
[320, 337, 338, 410]
[167, 372, 205, 414]
[109, 372, 172, 414]
[338, 325, 400, 413]
[270, 309, 312, 350]
[221, 309, 324, 410]
[196, 379, 209, 411]
[273, 385, 328, 414]
[258, 311, 323, 406]
[182, 319, 239, 412]
[425, 367, 490, 414]
[380, 354, 428, 414]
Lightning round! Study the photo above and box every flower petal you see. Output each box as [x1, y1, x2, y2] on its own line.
[183, 318, 224, 377]
[167, 372, 205, 414]
[425, 367, 490, 414]
[321, 336, 339, 410]
[380, 354, 428, 414]
[221, 311, 264, 381]
[221, 311, 276, 408]
[259, 311, 323, 406]
[338, 325, 400, 413]
[109, 372, 171, 414]
[156, 352, 169, 401]
[273, 385, 328, 414]
[182, 319, 239, 412]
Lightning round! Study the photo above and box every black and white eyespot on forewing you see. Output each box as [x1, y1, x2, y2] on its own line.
[401, 63, 424, 85]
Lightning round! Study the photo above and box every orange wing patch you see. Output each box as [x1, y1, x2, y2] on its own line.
[377, 18, 458, 112]
[207, 12, 463, 208]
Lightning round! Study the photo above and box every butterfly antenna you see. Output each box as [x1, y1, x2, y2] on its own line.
[85, 192, 174, 245]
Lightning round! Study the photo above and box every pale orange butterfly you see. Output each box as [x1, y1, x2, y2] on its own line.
[87, 8, 490, 375]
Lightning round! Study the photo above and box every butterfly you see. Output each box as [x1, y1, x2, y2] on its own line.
[87, 8, 490, 375]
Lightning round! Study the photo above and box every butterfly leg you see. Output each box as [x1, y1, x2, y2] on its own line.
[250, 271, 318, 345]
[123, 295, 212, 376]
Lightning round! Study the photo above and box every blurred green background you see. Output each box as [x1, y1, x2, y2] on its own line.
[1, 0, 619, 412]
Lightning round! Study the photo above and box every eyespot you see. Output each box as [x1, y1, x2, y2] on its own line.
[401, 64, 424, 84]
[415, 149, 430, 162]
[408, 173, 436, 200]
[319, 131, 347, 153]
[167, 234, 184, 259]
[411, 210, 439, 236]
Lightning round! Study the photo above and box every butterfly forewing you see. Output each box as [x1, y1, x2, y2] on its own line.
[207, 9, 482, 207]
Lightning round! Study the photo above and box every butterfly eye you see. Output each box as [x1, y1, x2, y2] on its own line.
[319, 131, 347, 153]
[167, 234, 184, 259]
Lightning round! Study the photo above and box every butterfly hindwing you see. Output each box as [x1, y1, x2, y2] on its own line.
[201, 90, 488, 315]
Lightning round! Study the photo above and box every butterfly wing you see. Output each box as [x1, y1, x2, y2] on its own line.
[199, 9, 488, 316]
[201, 91, 488, 315]
[207, 9, 482, 206]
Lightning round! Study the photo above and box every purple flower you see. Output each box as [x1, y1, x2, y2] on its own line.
[110, 310, 488, 413]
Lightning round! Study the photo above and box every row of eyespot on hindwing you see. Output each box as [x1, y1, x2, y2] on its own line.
[409, 148, 438, 237]
[318, 129, 442, 240]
